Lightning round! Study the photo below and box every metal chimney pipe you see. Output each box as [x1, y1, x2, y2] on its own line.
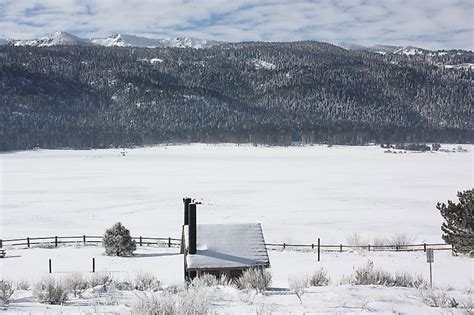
[183, 197, 192, 225]
[188, 203, 197, 255]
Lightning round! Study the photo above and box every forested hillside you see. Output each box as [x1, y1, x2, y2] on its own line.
[0, 42, 472, 150]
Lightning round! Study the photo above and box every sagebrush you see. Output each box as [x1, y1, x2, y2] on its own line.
[33, 277, 68, 305]
[237, 268, 272, 293]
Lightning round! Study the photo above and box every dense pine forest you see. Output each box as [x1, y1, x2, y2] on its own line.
[0, 41, 472, 151]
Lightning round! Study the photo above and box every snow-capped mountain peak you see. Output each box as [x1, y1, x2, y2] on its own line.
[91, 34, 162, 47]
[14, 31, 91, 47]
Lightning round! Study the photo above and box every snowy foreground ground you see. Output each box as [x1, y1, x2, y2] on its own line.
[0, 245, 472, 314]
[1, 144, 472, 313]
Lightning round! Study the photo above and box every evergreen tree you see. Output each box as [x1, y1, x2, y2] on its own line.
[436, 189, 474, 254]
[102, 222, 137, 256]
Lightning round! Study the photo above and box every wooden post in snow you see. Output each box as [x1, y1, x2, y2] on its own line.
[317, 238, 320, 261]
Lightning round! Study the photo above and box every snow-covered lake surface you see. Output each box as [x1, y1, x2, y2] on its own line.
[1, 144, 472, 243]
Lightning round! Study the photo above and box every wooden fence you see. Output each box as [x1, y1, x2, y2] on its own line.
[0, 235, 452, 253]
[0, 235, 181, 248]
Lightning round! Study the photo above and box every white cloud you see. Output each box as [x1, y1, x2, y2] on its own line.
[0, 0, 472, 50]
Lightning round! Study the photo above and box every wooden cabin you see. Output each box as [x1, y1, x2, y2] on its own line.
[181, 198, 270, 280]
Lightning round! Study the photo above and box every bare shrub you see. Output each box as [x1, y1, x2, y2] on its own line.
[132, 293, 175, 314]
[460, 289, 473, 313]
[0, 280, 15, 308]
[393, 272, 426, 288]
[351, 261, 392, 285]
[134, 272, 161, 291]
[104, 282, 119, 305]
[15, 280, 30, 290]
[346, 233, 367, 250]
[345, 261, 427, 288]
[89, 273, 114, 288]
[309, 268, 330, 286]
[176, 286, 211, 314]
[191, 274, 232, 288]
[237, 268, 272, 293]
[419, 289, 458, 308]
[191, 274, 219, 288]
[64, 273, 89, 298]
[372, 237, 389, 250]
[132, 288, 211, 315]
[388, 233, 415, 248]
[113, 280, 133, 291]
[288, 275, 309, 304]
[33, 277, 68, 305]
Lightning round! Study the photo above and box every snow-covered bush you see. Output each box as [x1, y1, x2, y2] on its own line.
[392, 272, 426, 288]
[133, 288, 211, 314]
[33, 277, 68, 305]
[309, 268, 330, 286]
[191, 273, 232, 288]
[134, 272, 161, 291]
[89, 273, 114, 288]
[133, 293, 175, 314]
[350, 260, 392, 285]
[64, 273, 89, 297]
[460, 289, 473, 313]
[346, 261, 427, 288]
[15, 280, 30, 290]
[102, 222, 136, 256]
[237, 268, 272, 293]
[113, 280, 133, 291]
[419, 289, 458, 308]
[0, 280, 15, 308]
[175, 286, 210, 314]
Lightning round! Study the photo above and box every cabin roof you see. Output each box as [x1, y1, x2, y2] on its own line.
[186, 223, 270, 270]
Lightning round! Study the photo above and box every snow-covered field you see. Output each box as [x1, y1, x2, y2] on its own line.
[1, 144, 472, 243]
[1, 144, 472, 313]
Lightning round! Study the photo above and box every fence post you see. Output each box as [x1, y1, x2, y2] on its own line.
[55, 236, 58, 247]
[317, 238, 320, 262]
[92, 257, 95, 273]
[140, 236, 143, 246]
[168, 237, 171, 248]
[283, 243, 286, 250]
[340, 244, 342, 253]
[368, 244, 371, 251]
[0, 239, 2, 248]
[311, 243, 314, 250]
[49, 259, 52, 273]
[396, 245, 399, 252]
[27, 237, 30, 248]
[423, 243, 427, 252]
[83, 235, 86, 245]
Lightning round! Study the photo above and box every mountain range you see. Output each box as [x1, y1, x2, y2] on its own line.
[1, 31, 472, 57]
[1, 31, 220, 49]
[0, 35, 472, 151]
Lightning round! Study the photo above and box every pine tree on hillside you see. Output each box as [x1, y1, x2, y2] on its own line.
[436, 189, 474, 254]
[102, 222, 137, 256]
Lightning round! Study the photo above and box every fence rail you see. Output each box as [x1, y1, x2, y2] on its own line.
[0, 235, 453, 253]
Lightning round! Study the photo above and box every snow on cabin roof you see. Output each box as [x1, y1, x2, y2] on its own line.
[186, 223, 270, 270]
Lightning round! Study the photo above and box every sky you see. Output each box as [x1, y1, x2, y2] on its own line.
[0, 0, 472, 50]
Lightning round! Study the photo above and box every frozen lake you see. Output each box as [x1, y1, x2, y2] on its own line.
[1, 144, 472, 243]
